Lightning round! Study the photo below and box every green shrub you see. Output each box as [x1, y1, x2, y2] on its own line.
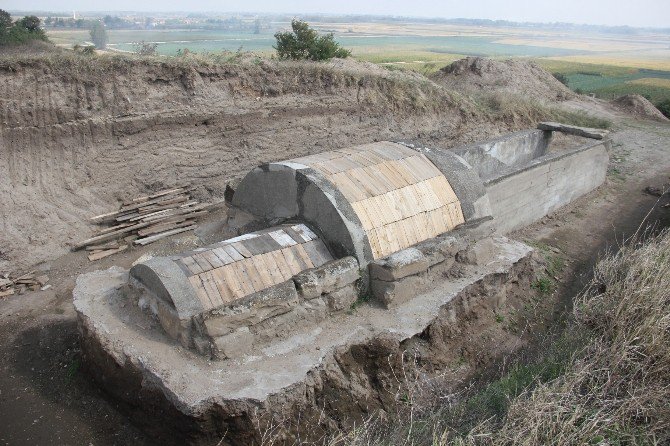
[552, 72, 568, 86]
[89, 21, 107, 49]
[73, 44, 95, 55]
[134, 40, 158, 56]
[274, 19, 351, 61]
[0, 10, 48, 45]
[656, 99, 670, 118]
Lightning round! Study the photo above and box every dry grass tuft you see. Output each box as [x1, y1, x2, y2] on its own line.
[476, 230, 670, 445]
[330, 230, 670, 446]
[473, 92, 611, 129]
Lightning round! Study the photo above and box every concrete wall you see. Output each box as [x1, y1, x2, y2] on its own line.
[452, 129, 552, 181]
[484, 140, 609, 234]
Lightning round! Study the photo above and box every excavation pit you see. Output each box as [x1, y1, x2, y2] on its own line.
[74, 123, 610, 444]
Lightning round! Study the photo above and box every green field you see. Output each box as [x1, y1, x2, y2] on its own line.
[48, 28, 587, 58]
[47, 23, 670, 113]
[536, 60, 670, 104]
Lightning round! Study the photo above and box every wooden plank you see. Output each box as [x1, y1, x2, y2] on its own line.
[116, 196, 190, 222]
[292, 244, 315, 270]
[126, 200, 196, 223]
[210, 267, 235, 303]
[291, 224, 317, 242]
[74, 220, 157, 250]
[372, 195, 397, 227]
[374, 224, 392, 258]
[139, 204, 209, 223]
[347, 151, 376, 168]
[440, 205, 454, 231]
[366, 228, 382, 259]
[280, 248, 303, 276]
[438, 176, 460, 204]
[411, 213, 429, 242]
[268, 229, 297, 248]
[192, 253, 214, 272]
[365, 165, 394, 193]
[355, 148, 386, 165]
[231, 242, 253, 258]
[229, 261, 255, 295]
[85, 241, 120, 251]
[137, 219, 195, 237]
[220, 264, 244, 300]
[389, 159, 418, 185]
[258, 252, 285, 284]
[222, 244, 245, 261]
[133, 225, 196, 246]
[351, 201, 374, 231]
[90, 192, 186, 223]
[376, 162, 406, 189]
[242, 258, 266, 293]
[415, 181, 440, 212]
[250, 253, 278, 288]
[93, 223, 132, 236]
[386, 223, 402, 254]
[269, 249, 293, 281]
[203, 250, 225, 269]
[380, 192, 402, 222]
[88, 245, 128, 261]
[429, 207, 448, 235]
[391, 219, 410, 251]
[330, 172, 362, 202]
[200, 271, 223, 308]
[180, 256, 203, 275]
[0, 288, 15, 298]
[212, 247, 235, 265]
[349, 167, 382, 197]
[126, 187, 186, 205]
[398, 217, 416, 247]
[188, 275, 213, 308]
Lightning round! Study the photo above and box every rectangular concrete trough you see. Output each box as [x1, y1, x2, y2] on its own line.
[452, 124, 610, 234]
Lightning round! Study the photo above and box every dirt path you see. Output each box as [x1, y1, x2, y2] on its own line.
[0, 112, 668, 445]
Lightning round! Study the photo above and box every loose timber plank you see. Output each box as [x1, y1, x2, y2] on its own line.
[88, 245, 128, 261]
[133, 225, 196, 246]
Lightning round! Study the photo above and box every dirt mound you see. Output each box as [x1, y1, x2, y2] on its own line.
[0, 54, 485, 270]
[431, 56, 574, 102]
[611, 94, 669, 121]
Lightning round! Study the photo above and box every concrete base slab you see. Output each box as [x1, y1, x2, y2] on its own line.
[74, 236, 534, 445]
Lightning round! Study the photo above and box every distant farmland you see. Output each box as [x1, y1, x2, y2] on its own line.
[47, 21, 670, 108]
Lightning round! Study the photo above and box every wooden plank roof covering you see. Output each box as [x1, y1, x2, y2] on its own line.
[173, 224, 333, 311]
[292, 142, 465, 259]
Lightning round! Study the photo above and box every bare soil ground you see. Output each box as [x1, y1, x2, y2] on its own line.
[0, 53, 669, 445]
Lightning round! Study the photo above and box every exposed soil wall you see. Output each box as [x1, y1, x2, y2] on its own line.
[1, 57, 481, 271]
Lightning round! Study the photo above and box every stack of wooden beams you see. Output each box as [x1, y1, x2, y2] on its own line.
[0, 272, 50, 297]
[74, 186, 209, 259]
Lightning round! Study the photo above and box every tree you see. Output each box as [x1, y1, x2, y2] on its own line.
[0, 9, 12, 37]
[89, 21, 107, 49]
[274, 19, 351, 61]
[18, 15, 40, 32]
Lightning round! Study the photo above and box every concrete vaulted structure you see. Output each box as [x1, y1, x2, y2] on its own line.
[75, 122, 611, 444]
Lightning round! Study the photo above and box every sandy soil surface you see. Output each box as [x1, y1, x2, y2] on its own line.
[0, 55, 669, 444]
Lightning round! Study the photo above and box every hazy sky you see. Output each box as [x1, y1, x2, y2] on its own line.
[4, 0, 670, 28]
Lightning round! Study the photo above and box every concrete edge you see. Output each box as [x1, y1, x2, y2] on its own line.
[483, 138, 610, 186]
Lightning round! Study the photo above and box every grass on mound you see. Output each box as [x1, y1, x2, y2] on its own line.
[473, 92, 611, 129]
[330, 229, 670, 446]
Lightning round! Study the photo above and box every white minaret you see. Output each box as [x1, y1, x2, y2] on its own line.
[73, 10, 76, 19]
